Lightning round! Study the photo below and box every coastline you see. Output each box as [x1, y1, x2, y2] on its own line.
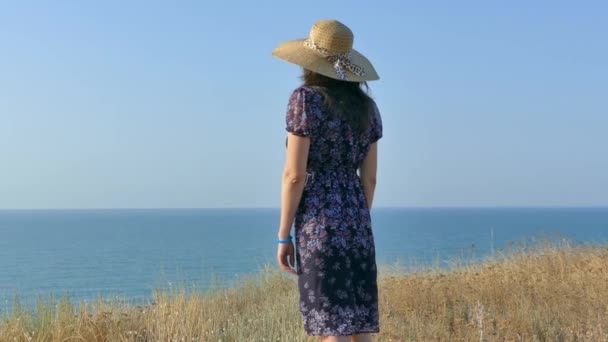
[2, 241, 607, 341]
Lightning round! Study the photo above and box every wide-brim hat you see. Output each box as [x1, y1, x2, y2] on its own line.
[272, 19, 379, 82]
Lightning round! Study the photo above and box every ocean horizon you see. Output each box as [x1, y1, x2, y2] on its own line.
[1, 207, 607, 315]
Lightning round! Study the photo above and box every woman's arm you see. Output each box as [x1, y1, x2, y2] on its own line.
[359, 142, 378, 209]
[277, 133, 310, 239]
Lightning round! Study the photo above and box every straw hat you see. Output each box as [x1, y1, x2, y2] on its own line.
[272, 19, 379, 82]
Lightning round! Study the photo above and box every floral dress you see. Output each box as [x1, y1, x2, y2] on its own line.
[285, 85, 383, 336]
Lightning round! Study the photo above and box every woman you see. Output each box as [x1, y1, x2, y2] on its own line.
[272, 20, 383, 341]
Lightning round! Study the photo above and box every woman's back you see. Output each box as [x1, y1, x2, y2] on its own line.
[285, 84, 383, 335]
[286, 85, 382, 175]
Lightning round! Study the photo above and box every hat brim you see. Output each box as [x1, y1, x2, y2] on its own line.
[272, 39, 379, 82]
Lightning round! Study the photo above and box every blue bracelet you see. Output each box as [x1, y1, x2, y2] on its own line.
[277, 235, 293, 243]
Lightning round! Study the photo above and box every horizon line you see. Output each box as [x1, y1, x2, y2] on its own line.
[1, 205, 607, 211]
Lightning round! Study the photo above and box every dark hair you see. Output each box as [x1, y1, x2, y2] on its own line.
[301, 68, 373, 133]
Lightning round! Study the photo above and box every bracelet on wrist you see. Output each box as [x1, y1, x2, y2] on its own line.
[277, 235, 293, 243]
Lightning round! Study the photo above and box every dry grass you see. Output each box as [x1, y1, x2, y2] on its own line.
[1, 240, 608, 341]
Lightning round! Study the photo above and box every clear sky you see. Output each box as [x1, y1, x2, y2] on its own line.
[1, 1, 606, 209]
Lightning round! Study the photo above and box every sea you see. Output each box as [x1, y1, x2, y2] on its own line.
[1, 207, 607, 315]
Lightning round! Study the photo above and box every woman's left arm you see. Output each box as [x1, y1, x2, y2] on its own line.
[276, 132, 310, 275]
[278, 133, 310, 238]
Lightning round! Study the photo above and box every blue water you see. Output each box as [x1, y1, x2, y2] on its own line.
[1, 207, 607, 315]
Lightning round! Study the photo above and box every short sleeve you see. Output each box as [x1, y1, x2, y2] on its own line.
[370, 101, 383, 143]
[285, 87, 313, 137]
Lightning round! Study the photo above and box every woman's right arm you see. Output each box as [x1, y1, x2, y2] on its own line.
[359, 142, 378, 209]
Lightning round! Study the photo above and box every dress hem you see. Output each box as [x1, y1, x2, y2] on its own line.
[305, 328, 380, 336]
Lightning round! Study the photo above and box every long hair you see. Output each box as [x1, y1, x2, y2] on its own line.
[301, 68, 373, 133]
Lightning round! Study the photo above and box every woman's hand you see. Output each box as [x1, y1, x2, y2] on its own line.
[277, 242, 298, 275]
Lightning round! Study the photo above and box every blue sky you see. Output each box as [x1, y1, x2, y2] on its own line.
[1, 1, 606, 209]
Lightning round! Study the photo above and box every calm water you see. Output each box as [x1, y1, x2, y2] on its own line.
[1, 207, 607, 314]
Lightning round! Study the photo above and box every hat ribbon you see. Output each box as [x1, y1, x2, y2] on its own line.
[304, 39, 366, 81]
